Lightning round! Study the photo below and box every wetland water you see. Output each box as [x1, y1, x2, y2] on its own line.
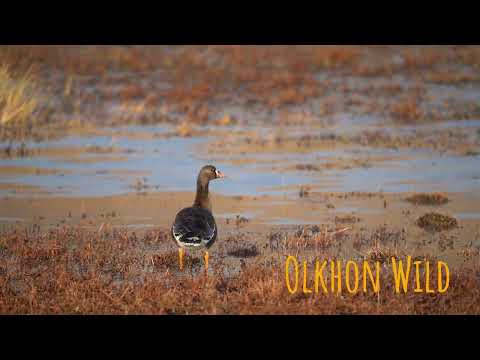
[1, 120, 480, 199]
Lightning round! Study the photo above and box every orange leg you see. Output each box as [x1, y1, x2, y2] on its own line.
[179, 248, 185, 271]
[204, 251, 209, 274]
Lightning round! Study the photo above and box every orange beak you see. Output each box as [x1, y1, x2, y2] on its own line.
[215, 169, 225, 179]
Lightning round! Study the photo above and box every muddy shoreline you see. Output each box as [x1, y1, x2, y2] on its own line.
[1, 190, 478, 269]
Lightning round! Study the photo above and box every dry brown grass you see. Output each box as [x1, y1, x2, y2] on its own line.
[0, 46, 166, 75]
[0, 65, 38, 127]
[426, 71, 479, 84]
[390, 98, 424, 123]
[153, 251, 202, 271]
[402, 48, 446, 70]
[456, 46, 480, 69]
[0, 46, 357, 123]
[362, 245, 401, 264]
[0, 226, 479, 314]
[1, 45, 480, 143]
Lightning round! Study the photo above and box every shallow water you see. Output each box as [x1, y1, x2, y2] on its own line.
[0, 129, 312, 197]
[328, 153, 480, 193]
[1, 120, 480, 198]
[456, 212, 480, 220]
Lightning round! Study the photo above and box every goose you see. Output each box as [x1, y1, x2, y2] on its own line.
[171, 165, 225, 272]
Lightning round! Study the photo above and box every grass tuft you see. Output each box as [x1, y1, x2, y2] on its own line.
[0, 65, 38, 126]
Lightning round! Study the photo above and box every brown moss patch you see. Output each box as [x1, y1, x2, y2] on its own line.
[227, 245, 260, 258]
[405, 193, 449, 206]
[335, 215, 360, 224]
[416, 212, 458, 232]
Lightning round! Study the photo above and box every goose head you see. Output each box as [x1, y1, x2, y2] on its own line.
[198, 165, 225, 184]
